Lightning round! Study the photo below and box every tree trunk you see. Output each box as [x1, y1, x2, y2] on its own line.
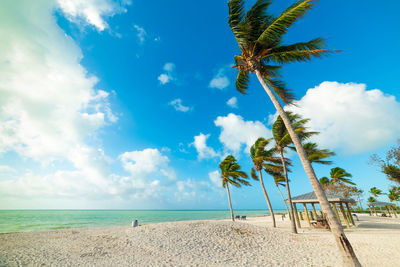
[279, 148, 297, 234]
[258, 169, 276, 227]
[276, 185, 290, 214]
[255, 69, 361, 267]
[226, 183, 234, 221]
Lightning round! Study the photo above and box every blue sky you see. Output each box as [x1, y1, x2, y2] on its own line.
[1, 0, 400, 209]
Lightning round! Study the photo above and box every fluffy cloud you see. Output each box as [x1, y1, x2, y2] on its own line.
[209, 67, 230, 90]
[119, 148, 176, 182]
[214, 113, 271, 154]
[168, 98, 192, 112]
[56, 0, 129, 31]
[133, 24, 146, 43]
[286, 81, 400, 154]
[0, 0, 116, 164]
[158, 62, 176, 85]
[208, 170, 221, 187]
[192, 133, 219, 160]
[226, 97, 238, 108]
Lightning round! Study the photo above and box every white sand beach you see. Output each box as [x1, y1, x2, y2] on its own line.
[0, 214, 399, 266]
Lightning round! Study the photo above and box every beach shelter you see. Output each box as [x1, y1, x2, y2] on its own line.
[287, 191, 356, 229]
[366, 202, 397, 218]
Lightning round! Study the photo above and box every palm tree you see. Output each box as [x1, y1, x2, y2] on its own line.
[272, 112, 316, 234]
[273, 174, 290, 214]
[330, 167, 355, 185]
[249, 137, 280, 227]
[355, 188, 364, 210]
[219, 155, 249, 221]
[319, 177, 331, 188]
[304, 142, 336, 165]
[388, 187, 400, 206]
[227, 1, 359, 265]
[368, 196, 376, 203]
[369, 187, 383, 198]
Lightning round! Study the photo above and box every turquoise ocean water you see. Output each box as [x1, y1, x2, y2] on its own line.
[0, 210, 284, 233]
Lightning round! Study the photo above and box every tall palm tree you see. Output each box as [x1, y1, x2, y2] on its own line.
[227, 1, 359, 265]
[304, 142, 336, 165]
[369, 187, 383, 198]
[273, 174, 290, 214]
[249, 137, 280, 227]
[388, 187, 400, 206]
[368, 196, 376, 203]
[330, 167, 355, 185]
[272, 112, 317, 234]
[219, 155, 249, 221]
[355, 188, 364, 210]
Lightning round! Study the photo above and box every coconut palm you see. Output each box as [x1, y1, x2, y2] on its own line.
[273, 173, 290, 214]
[319, 177, 331, 187]
[227, 1, 359, 265]
[369, 187, 383, 198]
[388, 187, 400, 205]
[272, 112, 317, 234]
[249, 137, 281, 227]
[330, 167, 355, 185]
[219, 155, 249, 221]
[355, 188, 364, 210]
[304, 142, 336, 165]
[368, 196, 376, 203]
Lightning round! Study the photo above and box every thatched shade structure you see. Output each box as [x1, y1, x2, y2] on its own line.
[366, 201, 397, 218]
[287, 192, 356, 229]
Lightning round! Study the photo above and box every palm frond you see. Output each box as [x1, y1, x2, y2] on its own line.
[228, 0, 247, 49]
[235, 69, 250, 94]
[263, 48, 337, 64]
[251, 168, 259, 181]
[256, 0, 314, 46]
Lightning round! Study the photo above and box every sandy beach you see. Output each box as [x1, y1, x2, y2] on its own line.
[0, 214, 399, 266]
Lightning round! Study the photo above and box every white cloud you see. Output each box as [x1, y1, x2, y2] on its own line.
[158, 62, 176, 85]
[209, 67, 230, 90]
[227, 97, 238, 108]
[133, 24, 146, 43]
[286, 81, 400, 154]
[119, 148, 175, 181]
[56, 0, 129, 31]
[168, 98, 192, 112]
[192, 133, 219, 160]
[208, 170, 221, 187]
[214, 113, 271, 154]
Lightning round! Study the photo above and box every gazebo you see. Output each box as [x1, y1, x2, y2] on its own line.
[287, 191, 356, 229]
[366, 201, 398, 218]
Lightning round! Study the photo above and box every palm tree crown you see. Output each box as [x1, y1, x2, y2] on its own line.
[329, 167, 355, 185]
[303, 142, 336, 165]
[369, 187, 383, 197]
[228, 0, 336, 101]
[272, 111, 317, 151]
[219, 155, 249, 188]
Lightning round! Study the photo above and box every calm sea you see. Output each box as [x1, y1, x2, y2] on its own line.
[0, 210, 283, 233]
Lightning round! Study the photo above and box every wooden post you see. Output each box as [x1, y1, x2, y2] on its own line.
[345, 202, 355, 226]
[319, 210, 324, 218]
[339, 203, 351, 228]
[331, 203, 341, 224]
[311, 203, 318, 219]
[293, 203, 301, 228]
[303, 203, 311, 227]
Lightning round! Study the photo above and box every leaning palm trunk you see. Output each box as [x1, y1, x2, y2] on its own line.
[276, 185, 290, 215]
[279, 149, 297, 234]
[226, 183, 234, 221]
[255, 69, 360, 266]
[258, 170, 276, 227]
